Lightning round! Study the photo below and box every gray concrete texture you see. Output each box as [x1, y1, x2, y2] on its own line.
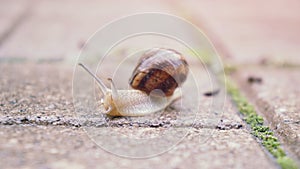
[0, 63, 261, 168]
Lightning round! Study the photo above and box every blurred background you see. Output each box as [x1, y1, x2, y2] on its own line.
[1, 0, 299, 65]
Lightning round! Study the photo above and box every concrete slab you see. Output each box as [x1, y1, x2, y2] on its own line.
[0, 0, 30, 44]
[0, 0, 174, 60]
[172, 0, 300, 163]
[177, 0, 300, 65]
[0, 61, 275, 168]
[0, 62, 241, 128]
[232, 66, 300, 161]
[0, 125, 277, 169]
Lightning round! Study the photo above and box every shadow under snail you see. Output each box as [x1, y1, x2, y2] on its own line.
[79, 48, 189, 116]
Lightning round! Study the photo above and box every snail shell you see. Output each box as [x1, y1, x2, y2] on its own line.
[129, 48, 189, 97]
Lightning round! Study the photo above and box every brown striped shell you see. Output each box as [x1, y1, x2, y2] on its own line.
[129, 48, 189, 97]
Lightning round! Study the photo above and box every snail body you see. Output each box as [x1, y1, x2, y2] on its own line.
[102, 88, 181, 116]
[78, 48, 188, 116]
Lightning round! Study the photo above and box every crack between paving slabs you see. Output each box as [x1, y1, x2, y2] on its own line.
[230, 71, 300, 162]
[0, 1, 34, 46]
[173, 8, 300, 168]
[0, 115, 243, 130]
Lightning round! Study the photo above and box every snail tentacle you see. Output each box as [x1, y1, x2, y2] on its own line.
[78, 63, 109, 94]
[107, 78, 119, 101]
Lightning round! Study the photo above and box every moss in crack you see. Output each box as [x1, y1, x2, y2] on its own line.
[225, 78, 298, 169]
[194, 46, 297, 168]
[277, 156, 299, 169]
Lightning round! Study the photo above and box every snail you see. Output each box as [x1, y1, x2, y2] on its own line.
[78, 48, 189, 116]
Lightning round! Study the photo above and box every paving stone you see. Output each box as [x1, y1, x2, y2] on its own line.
[0, 63, 73, 117]
[0, 60, 276, 168]
[0, 0, 30, 43]
[0, 0, 174, 60]
[178, 0, 300, 65]
[232, 66, 300, 160]
[0, 125, 277, 169]
[173, 0, 300, 164]
[0, 62, 241, 128]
